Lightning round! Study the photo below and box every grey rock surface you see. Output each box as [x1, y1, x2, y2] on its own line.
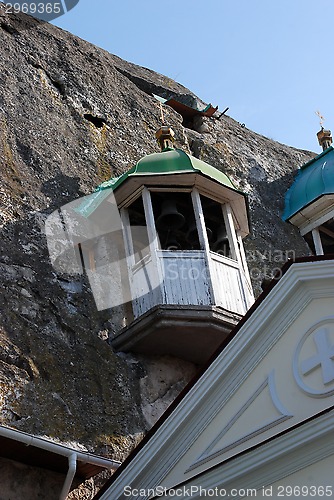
[0, 3, 314, 491]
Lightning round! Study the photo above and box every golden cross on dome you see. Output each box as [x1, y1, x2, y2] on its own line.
[316, 110, 325, 128]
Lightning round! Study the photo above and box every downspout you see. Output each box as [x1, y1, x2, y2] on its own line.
[60, 452, 77, 500]
[0, 425, 121, 499]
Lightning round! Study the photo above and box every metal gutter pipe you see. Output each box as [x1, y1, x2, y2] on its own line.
[0, 425, 120, 470]
[60, 452, 77, 500]
[0, 425, 121, 499]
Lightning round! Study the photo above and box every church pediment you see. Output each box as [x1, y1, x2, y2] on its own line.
[98, 258, 334, 499]
[181, 309, 334, 480]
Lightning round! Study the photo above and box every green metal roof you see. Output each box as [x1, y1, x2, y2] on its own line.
[78, 148, 238, 218]
[133, 148, 235, 186]
[283, 146, 334, 221]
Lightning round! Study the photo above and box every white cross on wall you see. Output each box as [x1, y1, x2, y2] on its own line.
[300, 328, 334, 385]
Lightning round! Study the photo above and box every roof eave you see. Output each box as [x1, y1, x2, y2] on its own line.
[300, 146, 332, 170]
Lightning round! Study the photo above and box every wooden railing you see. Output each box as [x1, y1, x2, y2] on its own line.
[209, 251, 250, 315]
[131, 250, 252, 318]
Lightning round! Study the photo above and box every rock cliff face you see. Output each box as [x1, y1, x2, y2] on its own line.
[0, 1, 313, 484]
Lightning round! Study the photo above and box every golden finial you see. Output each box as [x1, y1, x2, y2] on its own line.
[154, 98, 174, 150]
[315, 110, 332, 151]
[156, 126, 175, 151]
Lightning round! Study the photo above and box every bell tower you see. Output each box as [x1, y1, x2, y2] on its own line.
[103, 127, 254, 364]
[63, 127, 254, 365]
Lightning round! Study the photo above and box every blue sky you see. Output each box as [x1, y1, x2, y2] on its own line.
[53, 0, 334, 153]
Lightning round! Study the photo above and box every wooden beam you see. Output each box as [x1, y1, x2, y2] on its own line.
[300, 206, 334, 236]
[191, 189, 215, 304]
[222, 204, 241, 264]
[319, 224, 334, 239]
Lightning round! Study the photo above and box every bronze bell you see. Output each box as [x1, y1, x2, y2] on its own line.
[156, 199, 185, 230]
[213, 225, 230, 255]
[165, 235, 182, 251]
[186, 223, 213, 244]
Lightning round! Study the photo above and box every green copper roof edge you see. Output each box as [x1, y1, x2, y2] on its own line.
[283, 194, 328, 222]
[78, 148, 244, 218]
[300, 145, 333, 170]
[282, 147, 334, 221]
[134, 148, 194, 173]
[96, 148, 237, 192]
[284, 180, 334, 221]
[152, 94, 167, 104]
[75, 188, 113, 218]
[97, 165, 136, 192]
[189, 155, 235, 189]
[127, 168, 244, 194]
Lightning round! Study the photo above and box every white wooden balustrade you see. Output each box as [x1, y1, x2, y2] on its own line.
[131, 249, 252, 319]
